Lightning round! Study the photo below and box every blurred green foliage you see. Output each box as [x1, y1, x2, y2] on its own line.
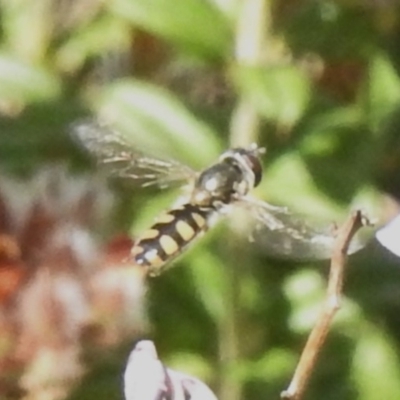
[1, 0, 400, 399]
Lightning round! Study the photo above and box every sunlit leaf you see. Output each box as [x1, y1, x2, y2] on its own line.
[352, 324, 400, 400]
[284, 269, 360, 333]
[166, 352, 214, 382]
[258, 152, 344, 220]
[363, 52, 400, 132]
[232, 65, 311, 127]
[97, 79, 222, 168]
[1, 0, 52, 61]
[0, 53, 61, 103]
[109, 0, 232, 58]
[284, 269, 325, 333]
[252, 348, 296, 381]
[56, 15, 131, 73]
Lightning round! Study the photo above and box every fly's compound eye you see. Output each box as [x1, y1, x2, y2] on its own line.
[243, 153, 263, 187]
[219, 147, 264, 188]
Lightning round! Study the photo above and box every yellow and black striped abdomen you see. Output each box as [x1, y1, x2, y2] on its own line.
[131, 203, 215, 276]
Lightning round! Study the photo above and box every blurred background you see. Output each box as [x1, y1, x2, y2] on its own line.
[1, 0, 400, 399]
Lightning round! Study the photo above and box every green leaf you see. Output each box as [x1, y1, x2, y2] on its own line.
[1, 0, 53, 61]
[166, 352, 214, 382]
[284, 269, 325, 333]
[299, 107, 376, 202]
[352, 324, 400, 400]
[363, 52, 400, 132]
[258, 151, 344, 220]
[109, 0, 231, 58]
[97, 79, 222, 168]
[284, 269, 360, 334]
[232, 65, 311, 128]
[0, 53, 61, 102]
[252, 348, 296, 381]
[187, 244, 228, 323]
[56, 15, 131, 73]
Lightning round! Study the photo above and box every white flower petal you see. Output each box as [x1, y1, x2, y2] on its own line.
[376, 214, 400, 257]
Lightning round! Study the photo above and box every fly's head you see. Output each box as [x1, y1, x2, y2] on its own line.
[191, 144, 265, 207]
[221, 144, 264, 190]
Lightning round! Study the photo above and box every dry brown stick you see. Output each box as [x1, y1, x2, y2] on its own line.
[281, 210, 368, 400]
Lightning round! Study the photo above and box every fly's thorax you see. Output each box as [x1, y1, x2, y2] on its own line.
[191, 145, 264, 207]
[191, 162, 242, 206]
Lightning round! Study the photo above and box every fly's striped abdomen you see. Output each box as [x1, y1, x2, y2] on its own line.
[131, 204, 215, 276]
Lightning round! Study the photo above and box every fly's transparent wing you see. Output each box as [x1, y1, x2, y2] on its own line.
[72, 121, 197, 188]
[236, 196, 363, 260]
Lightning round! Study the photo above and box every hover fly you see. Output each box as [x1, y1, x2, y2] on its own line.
[72, 121, 358, 276]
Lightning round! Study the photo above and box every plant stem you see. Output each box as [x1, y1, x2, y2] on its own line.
[230, 0, 272, 146]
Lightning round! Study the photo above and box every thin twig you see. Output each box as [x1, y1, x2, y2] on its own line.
[281, 210, 368, 400]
